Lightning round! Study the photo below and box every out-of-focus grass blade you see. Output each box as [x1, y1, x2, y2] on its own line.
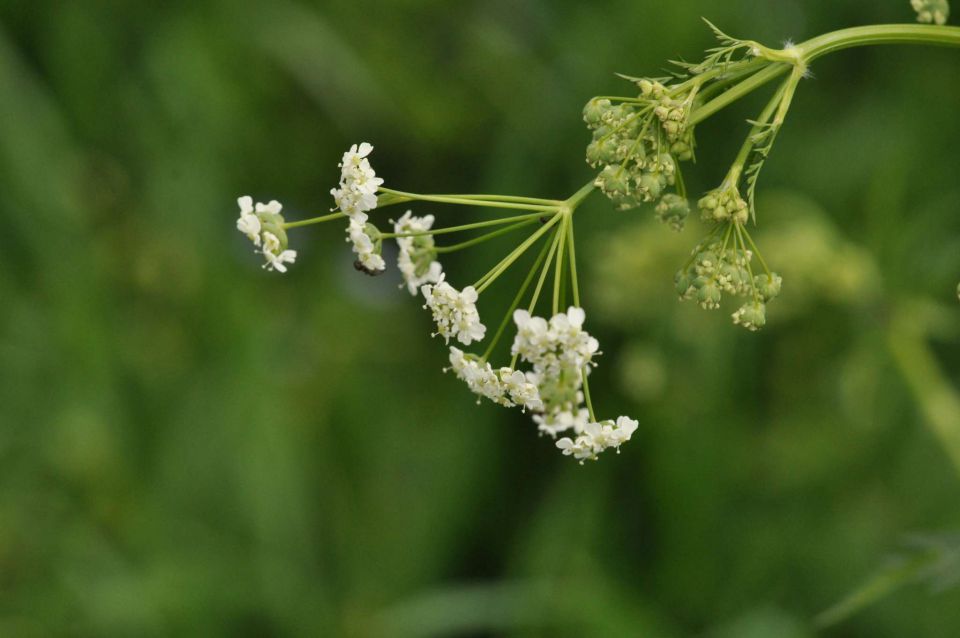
[250, 0, 390, 127]
[815, 533, 960, 628]
[887, 301, 960, 476]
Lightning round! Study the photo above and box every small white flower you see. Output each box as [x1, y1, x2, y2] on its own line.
[255, 200, 283, 216]
[534, 408, 589, 438]
[346, 217, 386, 273]
[555, 415, 638, 463]
[236, 196, 296, 272]
[395, 211, 444, 295]
[332, 186, 379, 219]
[447, 348, 509, 406]
[262, 231, 297, 273]
[332, 142, 384, 219]
[498, 367, 542, 412]
[422, 276, 486, 346]
[511, 310, 551, 363]
[236, 196, 262, 246]
[556, 435, 597, 463]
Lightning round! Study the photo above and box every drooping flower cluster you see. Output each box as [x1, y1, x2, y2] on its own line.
[675, 234, 782, 329]
[440, 306, 636, 463]
[422, 276, 487, 346]
[235, 142, 643, 464]
[912, 0, 950, 24]
[395, 211, 444, 294]
[447, 348, 542, 411]
[556, 416, 639, 463]
[236, 196, 297, 273]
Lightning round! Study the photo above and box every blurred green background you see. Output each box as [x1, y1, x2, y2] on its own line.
[2, 0, 960, 636]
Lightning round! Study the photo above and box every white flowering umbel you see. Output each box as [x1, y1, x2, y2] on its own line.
[422, 276, 487, 346]
[395, 211, 443, 294]
[236, 196, 297, 273]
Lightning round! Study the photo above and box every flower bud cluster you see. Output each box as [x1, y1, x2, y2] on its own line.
[512, 307, 600, 437]
[583, 82, 695, 217]
[447, 348, 542, 411]
[676, 237, 754, 308]
[593, 154, 677, 212]
[394, 211, 443, 294]
[698, 184, 749, 224]
[556, 416, 639, 464]
[676, 233, 783, 330]
[912, 0, 950, 24]
[422, 276, 487, 346]
[655, 194, 691, 232]
[236, 196, 298, 273]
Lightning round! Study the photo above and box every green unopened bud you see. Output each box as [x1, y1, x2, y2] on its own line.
[583, 98, 612, 127]
[259, 219, 289, 248]
[754, 272, 783, 301]
[732, 301, 767, 331]
[699, 184, 748, 224]
[675, 270, 694, 298]
[655, 194, 690, 232]
[719, 263, 748, 294]
[596, 165, 630, 196]
[671, 140, 693, 161]
[912, 0, 950, 25]
[638, 173, 663, 200]
[697, 279, 723, 310]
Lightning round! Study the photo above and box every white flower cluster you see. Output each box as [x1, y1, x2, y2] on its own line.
[511, 307, 602, 438]
[448, 348, 542, 411]
[236, 196, 297, 273]
[421, 276, 487, 346]
[395, 211, 443, 294]
[332, 143, 387, 273]
[331, 143, 383, 218]
[347, 218, 386, 273]
[556, 417, 639, 464]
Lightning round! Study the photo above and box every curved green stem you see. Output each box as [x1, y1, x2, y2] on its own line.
[798, 24, 960, 62]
